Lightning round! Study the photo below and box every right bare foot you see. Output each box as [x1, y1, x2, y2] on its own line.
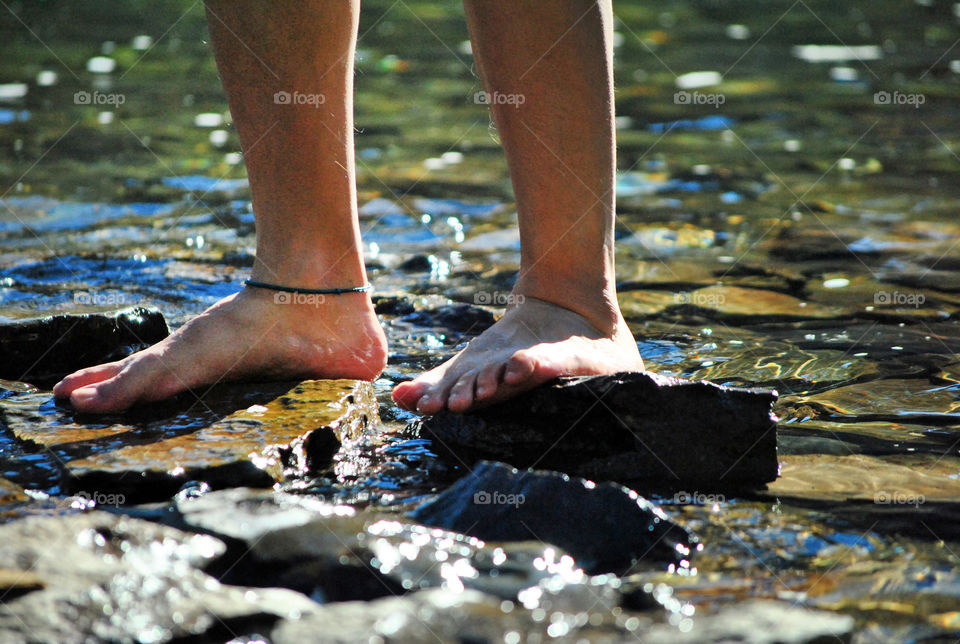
[52, 287, 388, 413]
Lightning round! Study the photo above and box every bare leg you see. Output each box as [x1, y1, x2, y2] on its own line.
[393, 0, 642, 413]
[54, 0, 387, 412]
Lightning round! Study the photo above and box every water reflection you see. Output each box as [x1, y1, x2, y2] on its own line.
[2, 0, 960, 637]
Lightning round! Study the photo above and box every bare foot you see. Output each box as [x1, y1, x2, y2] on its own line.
[392, 296, 643, 414]
[53, 288, 387, 413]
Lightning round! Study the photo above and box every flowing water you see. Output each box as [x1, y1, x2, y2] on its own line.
[3, 0, 960, 640]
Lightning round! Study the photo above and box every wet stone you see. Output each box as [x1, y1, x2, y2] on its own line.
[414, 372, 779, 487]
[397, 254, 432, 272]
[766, 453, 960, 503]
[170, 486, 626, 607]
[674, 285, 845, 322]
[0, 511, 319, 643]
[411, 460, 697, 574]
[271, 587, 639, 644]
[642, 599, 855, 644]
[372, 294, 415, 316]
[0, 307, 168, 386]
[398, 303, 496, 334]
[1, 379, 378, 503]
[67, 379, 376, 501]
[780, 379, 960, 425]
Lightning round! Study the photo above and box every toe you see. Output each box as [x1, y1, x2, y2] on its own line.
[415, 385, 445, 415]
[70, 378, 140, 413]
[503, 349, 539, 385]
[392, 379, 430, 411]
[475, 363, 505, 401]
[68, 354, 179, 413]
[446, 370, 479, 413]
[53, 362, 124, 398]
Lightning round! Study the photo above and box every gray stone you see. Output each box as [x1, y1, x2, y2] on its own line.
[643, 600, 855, 644]
[0, 511, 318, 644]
[172, 487, 623, 607]
[415, 371, 779, 486]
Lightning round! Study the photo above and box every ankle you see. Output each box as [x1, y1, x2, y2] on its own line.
[513, 276, 621, 335]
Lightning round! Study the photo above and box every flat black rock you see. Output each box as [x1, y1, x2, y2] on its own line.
[0, 307, 168, 385]
[414, 371, 778, 487]
[411, 460, 697, 574]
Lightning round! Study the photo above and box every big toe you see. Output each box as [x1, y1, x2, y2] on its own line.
[392, 380, 431, 411]
[67, 355, 179, 413]
[69, 380, 139, 413]
[53, 363, 124, 398]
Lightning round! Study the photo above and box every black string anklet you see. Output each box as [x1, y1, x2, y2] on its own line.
[244, 279, 372, 295]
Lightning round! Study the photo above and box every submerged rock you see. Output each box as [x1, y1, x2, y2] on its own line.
[411, 461, 696, 574]
[415, 372, 779, 487]
[398, 303, 495, 334]
[170, 486, 615, 606]
[269, 587, 853, 643]
[1, 379, 377, 502]
[0, 511, 318, 643]
[270, 587, 632, 644]
[642, 599, 855, 644]
[0, 307, 168, 385]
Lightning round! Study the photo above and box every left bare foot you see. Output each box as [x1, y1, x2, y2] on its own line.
[392, 296, 643, 414]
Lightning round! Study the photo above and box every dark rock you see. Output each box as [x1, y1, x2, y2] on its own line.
[0, 307, 168, 386]
[399, 303, 496, 334]
[415, 372, 778, 487]
[411, 460, 696, 574]
[372, 295, 416, 316]
[398, 254, 432, 272]
[0, 511, 318, 643]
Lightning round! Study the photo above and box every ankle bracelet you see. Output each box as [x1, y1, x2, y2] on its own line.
[244, 279, 372, 295]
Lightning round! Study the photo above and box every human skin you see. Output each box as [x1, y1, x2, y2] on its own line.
[54, 0, 642, 414]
